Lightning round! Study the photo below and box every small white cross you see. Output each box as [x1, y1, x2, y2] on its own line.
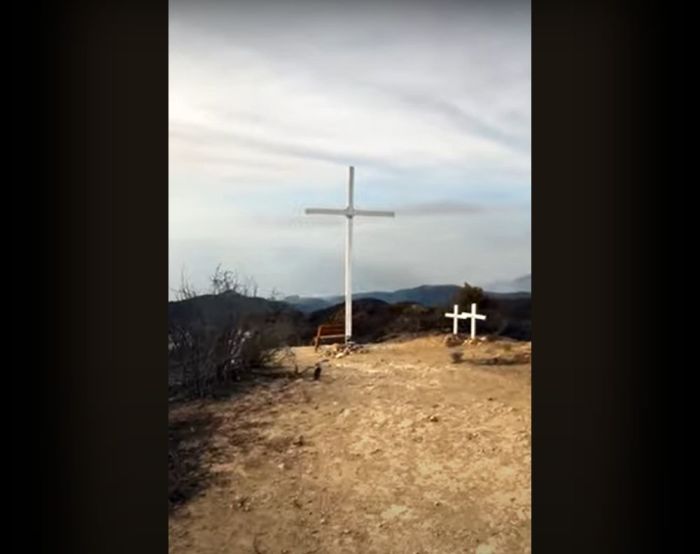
[463, 303, 486, 339]
[444, 304, 469, 335]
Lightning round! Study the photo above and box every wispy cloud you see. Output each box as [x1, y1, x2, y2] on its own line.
[398, 201, 485, 216]
[170, 122, 403, 173]
[388, 91, 530, 154]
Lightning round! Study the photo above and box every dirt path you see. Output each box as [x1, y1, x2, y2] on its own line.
[169, 336, 531, 554]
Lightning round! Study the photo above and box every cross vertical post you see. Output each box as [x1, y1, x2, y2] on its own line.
[465, 303, 487, 339]
[304, 166, 395, 343]
[444, 304, 468, 335]
[345, 167, 354, 341]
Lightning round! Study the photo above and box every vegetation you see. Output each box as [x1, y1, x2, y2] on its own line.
[168, 266, 292, 399]
[452, 282, 490, 308]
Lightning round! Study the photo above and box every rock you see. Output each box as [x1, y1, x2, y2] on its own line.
[278, 462, 287, 470]
[293, 435, 305, 446]
[443, 335, 462, 347]
[429, 414, 439, 422]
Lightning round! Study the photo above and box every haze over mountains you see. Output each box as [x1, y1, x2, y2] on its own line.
[283, 274, 531, 313]
[481, 274, 531, 294]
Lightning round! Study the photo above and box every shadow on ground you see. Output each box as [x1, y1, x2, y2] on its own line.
[168, 369, 301, 513]
[470, 354, 531, 366]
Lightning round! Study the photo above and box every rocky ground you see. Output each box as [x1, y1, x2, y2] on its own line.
[169, 335, 531, 554]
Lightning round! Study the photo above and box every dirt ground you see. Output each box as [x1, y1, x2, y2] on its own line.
[169, 335, 531, 554]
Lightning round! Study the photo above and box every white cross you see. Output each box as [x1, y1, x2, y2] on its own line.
[445, 304, 469, 335]
[305, 166, 395, 341]
[463, 303, 487, 339]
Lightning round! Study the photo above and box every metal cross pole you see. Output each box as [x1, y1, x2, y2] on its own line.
[305, 166, 395, 342]
[463, 302, 487, 339]
[444, 304, 469, 335]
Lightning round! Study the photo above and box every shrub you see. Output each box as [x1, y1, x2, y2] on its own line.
[168, 265, 289, 398]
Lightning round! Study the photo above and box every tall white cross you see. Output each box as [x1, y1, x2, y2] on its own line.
[463, 302, 487, 339]
[305, 166, 395, 341]
[445, 304, 469, 335]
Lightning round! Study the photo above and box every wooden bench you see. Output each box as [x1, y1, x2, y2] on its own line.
[314, 323, 346, 351]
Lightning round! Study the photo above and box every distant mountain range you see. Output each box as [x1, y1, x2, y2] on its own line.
[283, 284, 460, 313]
[283, 274, 531, 314]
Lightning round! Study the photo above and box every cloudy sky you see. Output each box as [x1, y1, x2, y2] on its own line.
[169, 0, 530, 299]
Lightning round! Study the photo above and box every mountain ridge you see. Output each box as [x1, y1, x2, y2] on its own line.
[284, 275, 531, 313]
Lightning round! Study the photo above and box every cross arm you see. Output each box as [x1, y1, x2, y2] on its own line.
[352, 209, 395, 218]
[305, 208, 395, 217]
[305, 208, 349, 216]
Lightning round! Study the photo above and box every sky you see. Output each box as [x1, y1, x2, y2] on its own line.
[169, 0, 531, 299]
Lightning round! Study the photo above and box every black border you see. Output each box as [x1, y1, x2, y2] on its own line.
[36, 1, 168, 552]
[532, 1, 672, 552]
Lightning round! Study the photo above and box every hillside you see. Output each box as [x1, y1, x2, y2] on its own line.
[281, 295, 332, 313]
[168, 291, 313, 348]
[304, 293, 530, 343]
[285, 279, 531, 314]
[285, 284, 462, 313]
[169, 285, 531, 346]
[327, 284, 462, 307]
[169, 291, 300, 327]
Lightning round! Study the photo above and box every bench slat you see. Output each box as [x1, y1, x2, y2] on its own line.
[318, 327, 344, 333]
[314, 323, 346, 350]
